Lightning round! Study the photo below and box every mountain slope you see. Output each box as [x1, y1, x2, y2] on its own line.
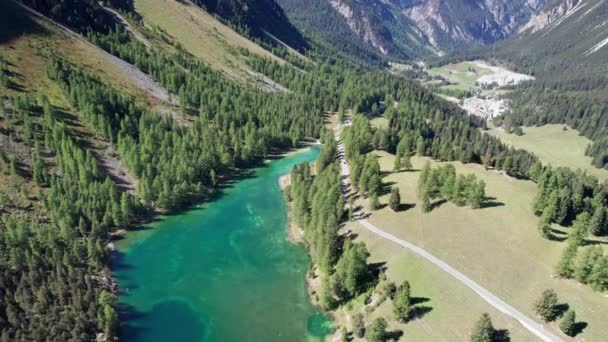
[278, 0, 545, 60]
[192, 0, 308, 51]
[477, 0, 608, 168]
[493, 0, 608, 78]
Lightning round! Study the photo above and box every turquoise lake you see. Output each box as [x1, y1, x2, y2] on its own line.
[113, 146, 333, 341]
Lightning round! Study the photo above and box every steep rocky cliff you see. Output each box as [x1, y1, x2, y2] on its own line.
[280, 0, 546, 59]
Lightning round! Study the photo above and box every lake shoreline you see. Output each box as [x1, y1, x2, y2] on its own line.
[279, 171, 340, 342]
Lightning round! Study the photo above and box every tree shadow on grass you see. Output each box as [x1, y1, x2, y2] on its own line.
[408, 306, 433, 320]
[495, 329, 511, 341]
[480, 200, 505, 209]
[430, 199, 447, 210]
[572, 322, 588, 337]
[395, 203, 416, 212]
[554, 303, 569, 319]
[547, 229, 568, 242]
[379, 181, 397, 195]
[582, 238, 608, 246]
[411, 296, 430, 305]
[386, 330, 404, 340]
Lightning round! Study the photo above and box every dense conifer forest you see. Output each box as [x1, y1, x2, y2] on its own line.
[2, 0, 608, 340]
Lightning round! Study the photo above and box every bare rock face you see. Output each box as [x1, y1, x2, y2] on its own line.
[328, 0, 547, 57]
[518, 0, 583, 33]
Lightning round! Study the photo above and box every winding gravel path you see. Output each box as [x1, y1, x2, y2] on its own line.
[335, 130, 562, 342]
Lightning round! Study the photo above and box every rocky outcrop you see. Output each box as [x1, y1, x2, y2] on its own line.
[518, 0, 585, 33]
[327, 0, 547, 57]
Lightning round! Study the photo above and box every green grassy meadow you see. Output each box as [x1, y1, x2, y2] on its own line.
[134, 0, 283, 79]
[488, 124, 608, 181]
[347, 151, 608, 341]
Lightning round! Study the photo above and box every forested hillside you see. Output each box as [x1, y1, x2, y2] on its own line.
[458, 0, 608, 168]
[2, 0, 607, 340]
[0, 0, 537, 339]
[276, 0, 385, 65]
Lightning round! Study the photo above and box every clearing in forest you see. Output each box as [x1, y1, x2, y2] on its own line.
[488, 124, 608, 181]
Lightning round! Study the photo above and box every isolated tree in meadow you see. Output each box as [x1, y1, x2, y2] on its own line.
[559, 310, 576, 337]
[470, 313, 496, 342]
[393, 280, 412, 322]
[533, 289, 560, 322]
[365, 317, 388, 342]
[353, 313, 365, 338]
[389, 187, 401, 211]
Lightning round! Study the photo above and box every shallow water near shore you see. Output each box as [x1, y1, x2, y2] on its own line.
[113, 146, 332, 341]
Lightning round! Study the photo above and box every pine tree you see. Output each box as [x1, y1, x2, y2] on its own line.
[393, 150, 403, 172]
[470, 313, 496, 342]
[555, 239, 579, 278]
[588, 255, 608, 292]
[416, 136, 426, 156]
[365, 317, 388, 342]
[574, 246, 602, 284]
[393, 280, 411, 322]
[370, 192, 380, 211]
[559, 310, 576, 337]
[533, 289, 559, 322]
[418, 161, 431, 195]
[120, 192, 132, 226]
[469, 180, 486, 209]
[589, 206, 606, 236]
[421, 189, 432, 213]
[537, 212, 552, 239]
[389, 187, 401, 211]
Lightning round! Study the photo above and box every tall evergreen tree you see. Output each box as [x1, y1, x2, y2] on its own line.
[533, 289, 560, 322]
[470, 313, 496, 342]
[393, 280, 412, 322]
[389, 187, 401, 211]
[365, 318, 388, 342]
[559, 310, 576, 337]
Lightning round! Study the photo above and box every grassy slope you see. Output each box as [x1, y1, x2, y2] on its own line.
[0, 1, 154, 194]
[0, 2, 158, 105]
[354, 151, 608, 341]
[488, 124, 608, 181]
[331, 117, 534, 341]
[337, 219, 536, 341]
[134, 0, 284, 80]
